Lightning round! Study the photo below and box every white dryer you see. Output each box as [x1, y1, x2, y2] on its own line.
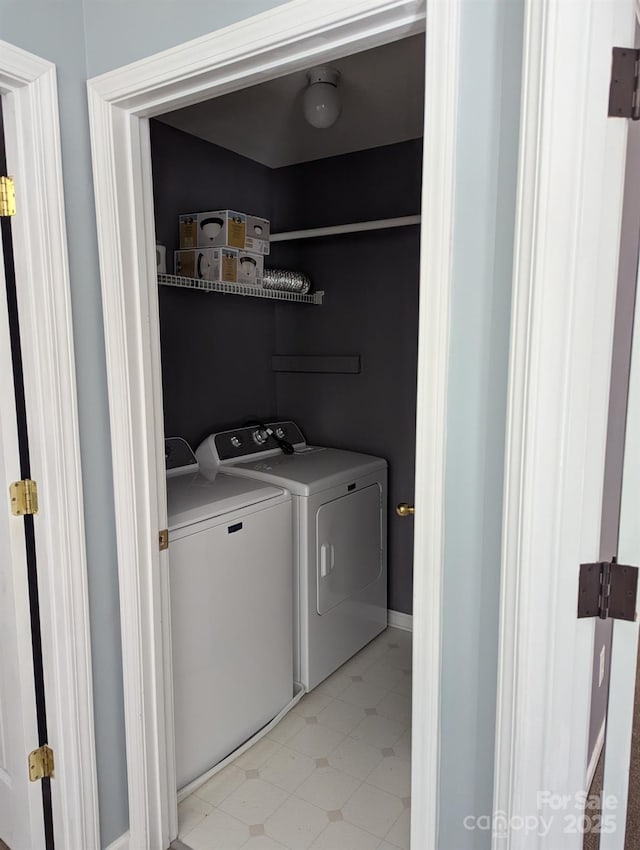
[196, 423, 387, 691]
[165, 437, 293, 790]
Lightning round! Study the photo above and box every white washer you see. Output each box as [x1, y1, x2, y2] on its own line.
[165, 437, 293, 790]
[196, 422, 388, 691]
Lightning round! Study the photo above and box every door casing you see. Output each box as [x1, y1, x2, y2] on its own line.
[0, 40, 99, 850]
[87, 0, 455, 847]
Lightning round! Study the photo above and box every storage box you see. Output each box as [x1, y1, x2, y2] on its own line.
[178, 215, 198, 249]
[244, 215, 270, 255]
[179, 210, 270, 254]
[174, 248, 238, 283]
[236, 250, 264, 286]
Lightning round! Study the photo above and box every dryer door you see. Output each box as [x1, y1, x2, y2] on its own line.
[316, 483, 383, 615]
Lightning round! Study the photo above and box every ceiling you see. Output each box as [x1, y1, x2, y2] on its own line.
[158, 34, 425, 169]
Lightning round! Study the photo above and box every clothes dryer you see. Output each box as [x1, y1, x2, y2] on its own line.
[196, 423, 387, 691]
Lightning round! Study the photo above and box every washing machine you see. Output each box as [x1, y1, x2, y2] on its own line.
[196, 422, 388, 691]
[165, 437, 293, 790]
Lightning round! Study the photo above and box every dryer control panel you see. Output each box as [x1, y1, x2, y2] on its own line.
[213, 421, 306, 462]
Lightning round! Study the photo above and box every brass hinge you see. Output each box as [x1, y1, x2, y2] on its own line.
[9, 479, 38, 516]
[159, 529, 169, 551]
[28, 745, 55, 781]
[0, 176, 16, 217]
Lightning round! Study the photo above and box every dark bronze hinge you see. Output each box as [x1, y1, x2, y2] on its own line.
[578, 559, 638, 621]
[609, 47, 640, 120]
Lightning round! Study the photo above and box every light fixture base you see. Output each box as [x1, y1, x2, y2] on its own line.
[306, 66, 340, 87]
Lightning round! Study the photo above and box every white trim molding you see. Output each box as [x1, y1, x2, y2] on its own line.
[387, 609, 413, 631]
[492, 2, 635, 848]
[85, 2, 463, 848]
[0, 41, 99, 849]
[410, 4, 459, 849]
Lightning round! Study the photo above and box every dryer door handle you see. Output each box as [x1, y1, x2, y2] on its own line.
[320, 543, 335, 577]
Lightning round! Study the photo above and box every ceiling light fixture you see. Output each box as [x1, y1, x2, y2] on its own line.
[303, 66, 341, 129]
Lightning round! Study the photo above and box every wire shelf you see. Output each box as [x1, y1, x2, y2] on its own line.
[158, 274, 323, 305]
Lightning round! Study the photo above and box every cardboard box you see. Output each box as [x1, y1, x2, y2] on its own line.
[178, 215, 198, 249]
[174, 248, 238, 283]
[236, 250, 264, 286]
[245, 215, 270, 255]
[179, 210, 245, 250]
[179, 210, 270, 254]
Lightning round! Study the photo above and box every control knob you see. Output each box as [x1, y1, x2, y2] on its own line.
[230, 435, 242, 448]
[253, 428, 269, 445]
[275, 427, 286, 440]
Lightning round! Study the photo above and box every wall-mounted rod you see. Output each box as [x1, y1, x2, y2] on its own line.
[270, 215, 421, 243]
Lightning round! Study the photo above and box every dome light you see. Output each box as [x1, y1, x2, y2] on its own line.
[303, 67, 341, 129]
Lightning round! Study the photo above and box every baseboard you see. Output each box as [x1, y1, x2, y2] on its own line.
[105, 831, 129, 850]
[586, 718, 606, 792]
[388, 609, 413, 631]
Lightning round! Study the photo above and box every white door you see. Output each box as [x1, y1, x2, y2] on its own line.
[491, 1, 639, 845]
[0, 232, 45, 848]
[600, 256, 640, 847]
[599, 159, 640, 848]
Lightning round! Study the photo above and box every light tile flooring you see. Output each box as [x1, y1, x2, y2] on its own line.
[178, 627, 412, 850]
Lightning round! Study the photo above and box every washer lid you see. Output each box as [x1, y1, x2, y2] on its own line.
[228, 447, 387, 496]
[167, 470, 285, 530]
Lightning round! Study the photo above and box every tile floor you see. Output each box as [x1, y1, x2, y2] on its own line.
[178, 627, 412, 850]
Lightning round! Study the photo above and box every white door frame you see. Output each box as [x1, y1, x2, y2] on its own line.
[492, 1, 636, 847]
[0, 42, 99, 850]
[86, 0, 458, 847]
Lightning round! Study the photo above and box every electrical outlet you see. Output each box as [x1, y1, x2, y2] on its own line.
[599, 645, 606, 687]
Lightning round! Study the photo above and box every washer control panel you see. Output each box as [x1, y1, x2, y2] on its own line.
[214, 421, 306, 462]
[165, 437, 198, 474]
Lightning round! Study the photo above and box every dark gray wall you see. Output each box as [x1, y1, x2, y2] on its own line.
[151, 122, 277, 447]
[271, 141, 422, 615]
[152, 129, 421, 614]
[271, 139, 423, 230]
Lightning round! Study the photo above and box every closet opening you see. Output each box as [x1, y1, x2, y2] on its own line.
[151, 31, 424, 850]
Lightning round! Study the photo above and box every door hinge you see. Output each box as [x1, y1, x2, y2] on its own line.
[0, 176, 16, 217]
[578, 559, 638, 621]
[9, 479, 39, 516]
[159, 528, 169, 551]
[609, 47, 640, 119]
[28, 745, 55, 781]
